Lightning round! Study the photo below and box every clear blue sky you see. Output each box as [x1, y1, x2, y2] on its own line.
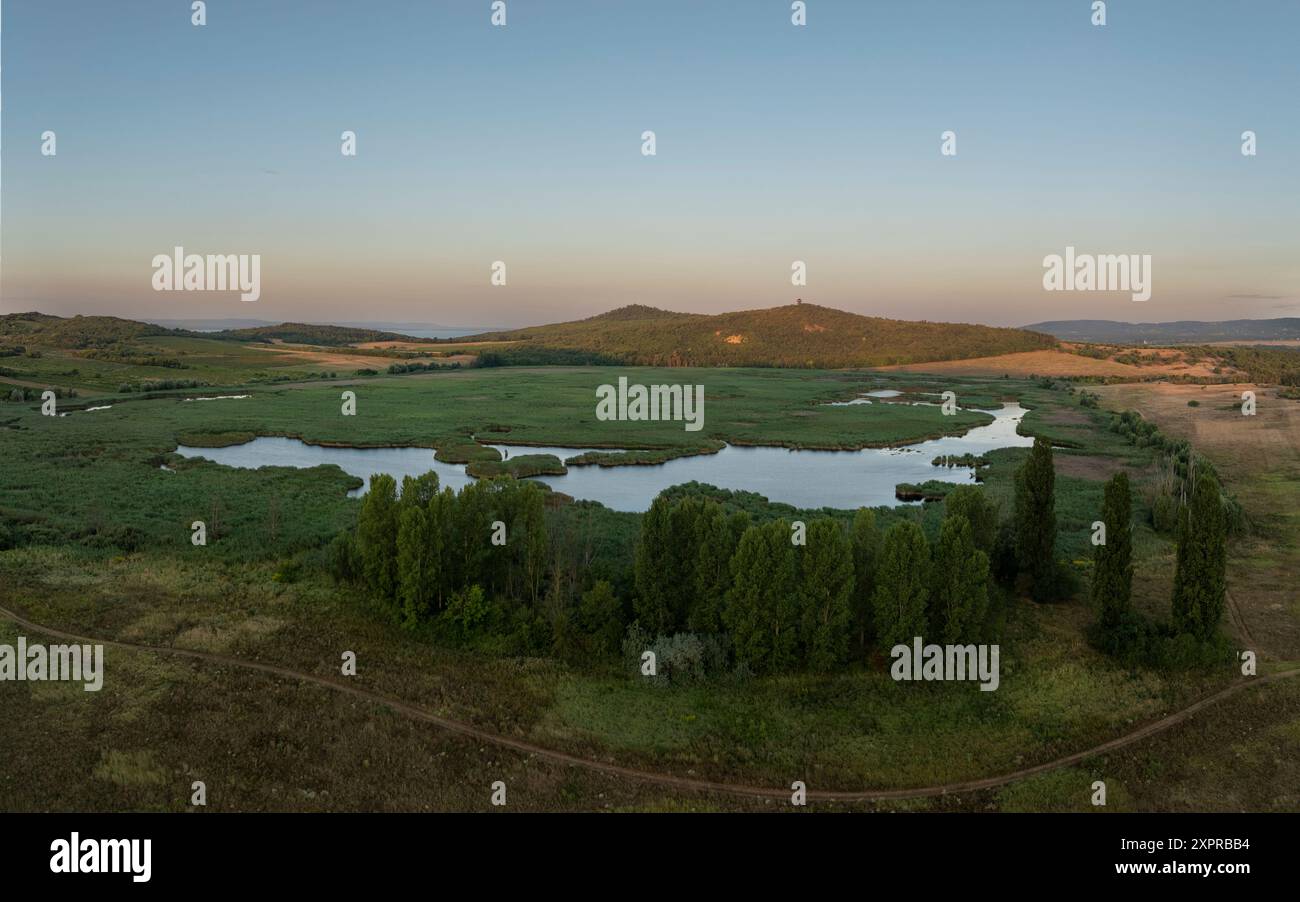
[2, 0, 1297, 327]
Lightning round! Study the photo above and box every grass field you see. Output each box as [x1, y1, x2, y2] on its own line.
[1, 363, 1294, 811]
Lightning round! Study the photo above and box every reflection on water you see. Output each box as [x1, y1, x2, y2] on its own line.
[825, 389, 903, 406]
[173, 403, 1033, 512]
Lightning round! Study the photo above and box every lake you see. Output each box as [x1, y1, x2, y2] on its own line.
[173, 402, 1033, 512]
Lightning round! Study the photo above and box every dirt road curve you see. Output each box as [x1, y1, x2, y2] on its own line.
[3, 603, 1296, 803]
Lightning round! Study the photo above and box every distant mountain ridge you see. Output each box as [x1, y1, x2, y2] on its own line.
[0, 313, 428, 349]
[209, 322, 426, 346]
[468, 303, 1057, 368]
[1024, 318, 1300, 344]
[146, 318, 493, 333]
[4, 306, 1057, 367]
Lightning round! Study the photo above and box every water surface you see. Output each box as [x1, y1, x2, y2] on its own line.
[174, 403, 1032, 511]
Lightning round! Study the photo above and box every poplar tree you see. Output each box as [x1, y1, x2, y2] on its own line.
[929, 514, 990, 644]
[452, 479, 493, 594]
[635, 495, 708, 634]
[798, 518, 855, 671]
[633, 495, 677, 634]
[690, 502, 743, 633]
[357, 474, 400, 601]
[429, 486, 456, 608]
[944, 485, 997, 555]
[871, 521, 930, 648]
[1171, 467, 1226, 640]
[518, 483, 549, 606]
[1015, 437, 1058, 601]
[849, 507, 882, 651]
[667, 497, 706, 627]
[725, 520, 799, 672]
[1092, 471, 1133, 634]
[396, 505, 433, 628]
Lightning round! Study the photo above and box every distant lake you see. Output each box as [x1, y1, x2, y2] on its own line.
[173, 403, 1033, 512]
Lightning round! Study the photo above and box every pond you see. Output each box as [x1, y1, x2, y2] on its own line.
[172, 403, 1033, 512]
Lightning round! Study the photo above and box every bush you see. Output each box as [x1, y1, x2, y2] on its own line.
[622, 624, 729, 687]
[1088, 614, 1235, 671]
[84, 524, 146, 553]
[1151, 493, 1180, 534]
[272, 559, 303, 583]
[443, 585, 491, 636]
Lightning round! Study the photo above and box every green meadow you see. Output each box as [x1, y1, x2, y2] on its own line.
[2, 362, 1289, 811]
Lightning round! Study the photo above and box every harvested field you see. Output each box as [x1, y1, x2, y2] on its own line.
[880, 347, 1234, 379]
[247, 343, 444, 369]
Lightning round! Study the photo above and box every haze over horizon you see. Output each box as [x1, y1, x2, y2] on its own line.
[3, 0, 1297, 328]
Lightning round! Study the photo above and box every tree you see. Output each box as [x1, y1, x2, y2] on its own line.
[798, 519, 855, 671]
[396, 505, 434, 628]
[849, 507, 882, 652]
[943, 485, 997, 555]
[1091, 471, 1133, 634]
[327, 530, 361, 584]
[357, 474, 400, 601]
[929, 515, 989, 644]
[871, 521, 930, 648]
[493, 479, 548, 605]
[724, 520, 800, 672]
[428, 487, 456, 608]
[451, 479, 493, 594]
[634, 495, 705, 634]
[633, 496, 676, 634]
[1171, 466, 1227, 640]
[1014, 437, 1058, 601]
[577, 580, 624, 657]
[444, 584, 490, 637]
[400, 471, 441, 508]
[690, 502, 742, 633]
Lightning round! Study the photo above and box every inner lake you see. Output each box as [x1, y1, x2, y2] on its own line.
[173, 402, 1033, 511]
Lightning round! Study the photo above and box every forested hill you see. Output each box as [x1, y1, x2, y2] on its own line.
[1024, 318, 1300, 344]
[0, 313, 431, 350]
[0, 312, 176, 349]
[468, 303, 1057, 368]
[207, 322, 427, 346]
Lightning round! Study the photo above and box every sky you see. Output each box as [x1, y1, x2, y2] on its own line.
[2, 0, 1298, 329]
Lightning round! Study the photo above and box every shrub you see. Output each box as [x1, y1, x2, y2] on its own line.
[443, 585, 491, 636]
[622, 624, 729, 687]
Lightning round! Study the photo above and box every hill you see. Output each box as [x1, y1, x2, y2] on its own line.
[0, 312, 175, 349]
[469, 303, 1057, 368]
[208, 322, 431, 346]
[0, 313, 423, 351]
[1024, 318, 1300, 344]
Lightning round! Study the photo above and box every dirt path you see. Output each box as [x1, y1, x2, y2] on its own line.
[3, 602, 1296, 804]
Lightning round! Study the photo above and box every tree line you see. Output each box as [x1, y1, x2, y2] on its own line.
[631, 488, 999, 674]
[329, 432, 1232, 678]
[331, 473, 547, 631]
